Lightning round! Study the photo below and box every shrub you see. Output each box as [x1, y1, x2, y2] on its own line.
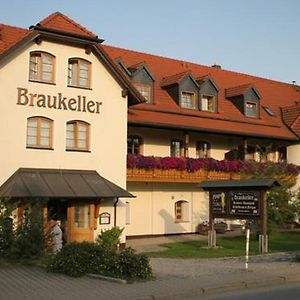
[46, 242, 153, 281]
[116, 247, 153, 281]
[0, 216, 14, 257]
[96, 226, 124, 249]
[46, 242, 115, 277]
[10, 205, 46, 259]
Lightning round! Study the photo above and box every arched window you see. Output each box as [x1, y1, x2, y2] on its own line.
[29, 51, 55, 83]
[175, 200, 189, 222]
[68, 58, 91, 88]
[196, 141, 211, 158]
[27, 117, 53, 149]
[66, 120, 90, 151]
[127, 135, 143, 155]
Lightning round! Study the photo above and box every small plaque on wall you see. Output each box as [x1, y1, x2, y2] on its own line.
[99, 212, 111, 225]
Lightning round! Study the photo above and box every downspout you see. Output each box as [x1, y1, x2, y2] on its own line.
[114, 197, 119, 227]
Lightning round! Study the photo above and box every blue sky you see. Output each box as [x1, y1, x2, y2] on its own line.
[1, 0, 299, 84]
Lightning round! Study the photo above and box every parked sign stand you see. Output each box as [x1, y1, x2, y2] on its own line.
[199, 179, 280, 254]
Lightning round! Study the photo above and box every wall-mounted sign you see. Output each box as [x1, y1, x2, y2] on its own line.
[17, 88, 102, 114]
[99, 212, 110, 225]
[229, 191, 259, 216]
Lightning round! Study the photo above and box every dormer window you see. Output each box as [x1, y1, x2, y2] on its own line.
[133, 82, 152, 103]
[201, 95, 215, 112]
[181, 91, 196, 109]
[245, 102, 258, 118]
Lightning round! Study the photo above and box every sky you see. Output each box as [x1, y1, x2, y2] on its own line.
[1, 0, 300, 84]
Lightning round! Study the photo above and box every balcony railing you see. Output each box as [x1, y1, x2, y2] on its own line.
[126, 155, 299, 184]
[127, 168, 241, 183]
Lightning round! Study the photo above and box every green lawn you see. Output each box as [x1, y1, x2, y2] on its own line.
[148, 231, 300, 258]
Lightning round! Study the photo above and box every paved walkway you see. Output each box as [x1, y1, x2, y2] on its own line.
[1, 252, 300, 300]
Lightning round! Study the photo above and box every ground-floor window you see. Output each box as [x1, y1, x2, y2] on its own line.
[175, 200, 189, 222]
[74, 205, 89, 228]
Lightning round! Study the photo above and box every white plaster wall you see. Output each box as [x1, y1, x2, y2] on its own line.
[127, 183, 208, 236]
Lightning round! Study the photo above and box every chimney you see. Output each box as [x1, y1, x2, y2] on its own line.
[211, 63, 221, 69]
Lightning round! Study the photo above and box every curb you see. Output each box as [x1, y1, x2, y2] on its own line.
[87, 273, 127, 284]
[130, 274, 300, 300]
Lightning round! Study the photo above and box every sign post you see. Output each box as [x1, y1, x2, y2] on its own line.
[245, 228, 250, 270]
[199, 179, 280, 254]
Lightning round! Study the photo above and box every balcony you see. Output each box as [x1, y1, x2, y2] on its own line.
[126, 155, 299, 184]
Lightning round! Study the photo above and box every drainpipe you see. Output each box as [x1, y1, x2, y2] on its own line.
[113, 198, 119, 227]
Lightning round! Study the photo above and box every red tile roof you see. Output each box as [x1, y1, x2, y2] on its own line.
[103, 44, 300, 140]
[38, 12, 97, 38]
[1, 13, 299, 140]
[282, 103, 300, 137]
[0, 23, 29, 55]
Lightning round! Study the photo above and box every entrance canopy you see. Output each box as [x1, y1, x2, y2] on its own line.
[0, 168, 133, 199]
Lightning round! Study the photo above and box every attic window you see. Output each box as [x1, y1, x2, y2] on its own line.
[263, 106, 275, 116]
[201, 95, 215, 112]
[181, 91, 196, 109]
[133, 82, 152, 103]
[245, 102, 258, 118]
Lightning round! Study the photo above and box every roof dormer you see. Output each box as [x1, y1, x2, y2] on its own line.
[226, 83, 261, 118]
[196, 75, 219, 113]
[161, 71, 199, 109]
[129, 62, 155, 104]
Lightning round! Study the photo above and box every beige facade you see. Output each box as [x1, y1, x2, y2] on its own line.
[126, 183, 208, 236]
[0, 39, 129, 241]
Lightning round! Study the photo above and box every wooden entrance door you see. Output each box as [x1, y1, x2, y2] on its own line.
[67, 204, 95, 242]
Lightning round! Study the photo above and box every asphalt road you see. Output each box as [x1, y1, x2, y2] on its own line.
[190, 283, 300, 300]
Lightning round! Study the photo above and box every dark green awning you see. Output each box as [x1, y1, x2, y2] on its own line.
[0, 168, 134, 199]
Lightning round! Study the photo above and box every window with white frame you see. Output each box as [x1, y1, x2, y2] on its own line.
[201, 95, 215, 112]
[181, 91, 195, 109]
[134, 82, 152, 103]
[29, 51, 55, 83]
[175, 200, 189, 222]
[245, 102, 258, 118]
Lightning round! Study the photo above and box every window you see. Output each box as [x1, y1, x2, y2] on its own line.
[175, 200, 189, 222]
[278, 147, 287, 162]
[196, 141, 211, 158]
[245, 102, 258, 118]
[68, 58, 91, 88]
[134, 83, 152, 103]
[66, 121, 90, 151]
[125, 202, 131, 225]
[201, 95, 215, 112]
[74, 205, 89, 228]
[27, 117, 53, 149]
[181, 91, 195, 109]
[127, 136, 143, 155]
[245, 145, 256, 160]
[29, 52, 55, 83]
[170, 139, 183, 157]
